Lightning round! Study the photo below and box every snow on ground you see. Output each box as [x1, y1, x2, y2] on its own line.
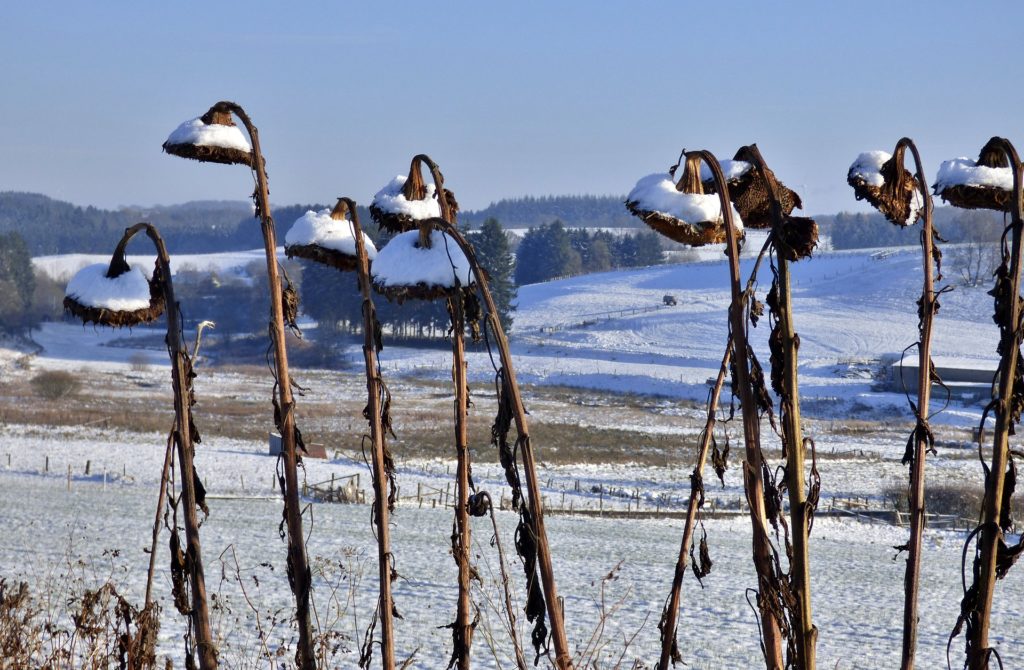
[370, 244, 996, 430]
[21, 242, 1001, 468]
[2, 449, 1022, 669]
[27, 321, 169, 370]
[6, 243, 1015, 667]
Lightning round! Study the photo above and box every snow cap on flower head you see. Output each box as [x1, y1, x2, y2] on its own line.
[162, 102, 253, 166]
[369, 154, 459, 234]
[371, 226, 473, 302]
[847, 147, 924, 226]
[933, 138, 1015, 212]
[285, 200, 377, 273]
[625, 154, 744, 247]
[64, 260, 164, 327]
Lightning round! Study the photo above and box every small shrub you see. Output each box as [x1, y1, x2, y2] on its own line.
[885, 482, 1024, 522]
[30, 370, 81, 400]
[128, 352, 151, 372]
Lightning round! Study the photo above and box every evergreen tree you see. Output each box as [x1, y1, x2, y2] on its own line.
[633, 231, 665, 266]
[0, 232, 36, 333]
[820, 211, 911, 249]
[588, 236, 614, 272]
[514, 226, 545, 285]
[613, 234, 639, 267]
[552, 222, 584, 278]
[514, 220, 582, 285]
[298, 261, 362, 335]
[467, 217, 517, 328]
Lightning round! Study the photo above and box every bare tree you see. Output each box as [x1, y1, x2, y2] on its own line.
[951, 239, 999, 286]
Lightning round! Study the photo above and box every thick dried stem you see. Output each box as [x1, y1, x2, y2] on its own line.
[343, 198, 396, 670]
[428, 218, 573, 669]
[449, 293, 474, 670]
[224, 103, 316, 670]
[966, 138, 1024, 670]
[694, 150, 784, 669]
[742, 144, 817, 670]
[118, 223, 217, 669]
[887, 137, 938, 670]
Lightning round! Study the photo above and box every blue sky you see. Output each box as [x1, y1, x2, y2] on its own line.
[1, 2, 1021, 215]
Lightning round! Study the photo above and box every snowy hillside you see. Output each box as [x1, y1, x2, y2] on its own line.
[29, 243, 996, 428]
[381, 244, 995, 428]
[24, 238, 997, 443]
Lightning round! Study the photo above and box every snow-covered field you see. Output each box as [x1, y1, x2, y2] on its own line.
[3, 445, 1022, 668]
[6, 244, 1020, 667]
[380, 243, 995, 430]
[32, 238, 996, 429]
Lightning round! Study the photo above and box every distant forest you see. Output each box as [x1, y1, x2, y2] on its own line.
[0, 191, 337, 255]
[1, 190, 1011, 257]
[458, 194, 640, 229]
[0, 192, 642, 256]
[817, 206, 1006, 249]
[1, 190, 1009, 343]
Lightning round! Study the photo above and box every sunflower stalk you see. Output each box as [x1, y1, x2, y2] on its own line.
[960, 138, 1024, 670]
[204, 102, 315, 670]
[447, 290, 474, 670]
[347, 198, 397, 670]
[428, 217, 573, 668]
[697, 150, 785, 669]
[742, 144, 817, 670]
[93, 223, 217, 669]
[659, 229, 778, 669]
[895, 138, 938, 670]
[773, 242, 816, 670]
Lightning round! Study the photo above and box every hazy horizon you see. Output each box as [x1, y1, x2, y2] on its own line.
[0, 188, 936, 220]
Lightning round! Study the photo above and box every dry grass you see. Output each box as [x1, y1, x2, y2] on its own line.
[885, 482, 1024, 522]
[1, 365, 709, 466]
[0, 363, 976, 469]
[0, 550, 158, 669]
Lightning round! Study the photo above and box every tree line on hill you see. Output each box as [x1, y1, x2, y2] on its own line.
[0, 192, 261, 255]
[0, 192, 641, 257]
[161, 218, 517, 357]
[2, 189, 1011, 258]
[458, 194, 640, 229]
[818, 207, 1005, 286]
[0, 189, 1008, 344]
[818, 206, 1004, 250]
